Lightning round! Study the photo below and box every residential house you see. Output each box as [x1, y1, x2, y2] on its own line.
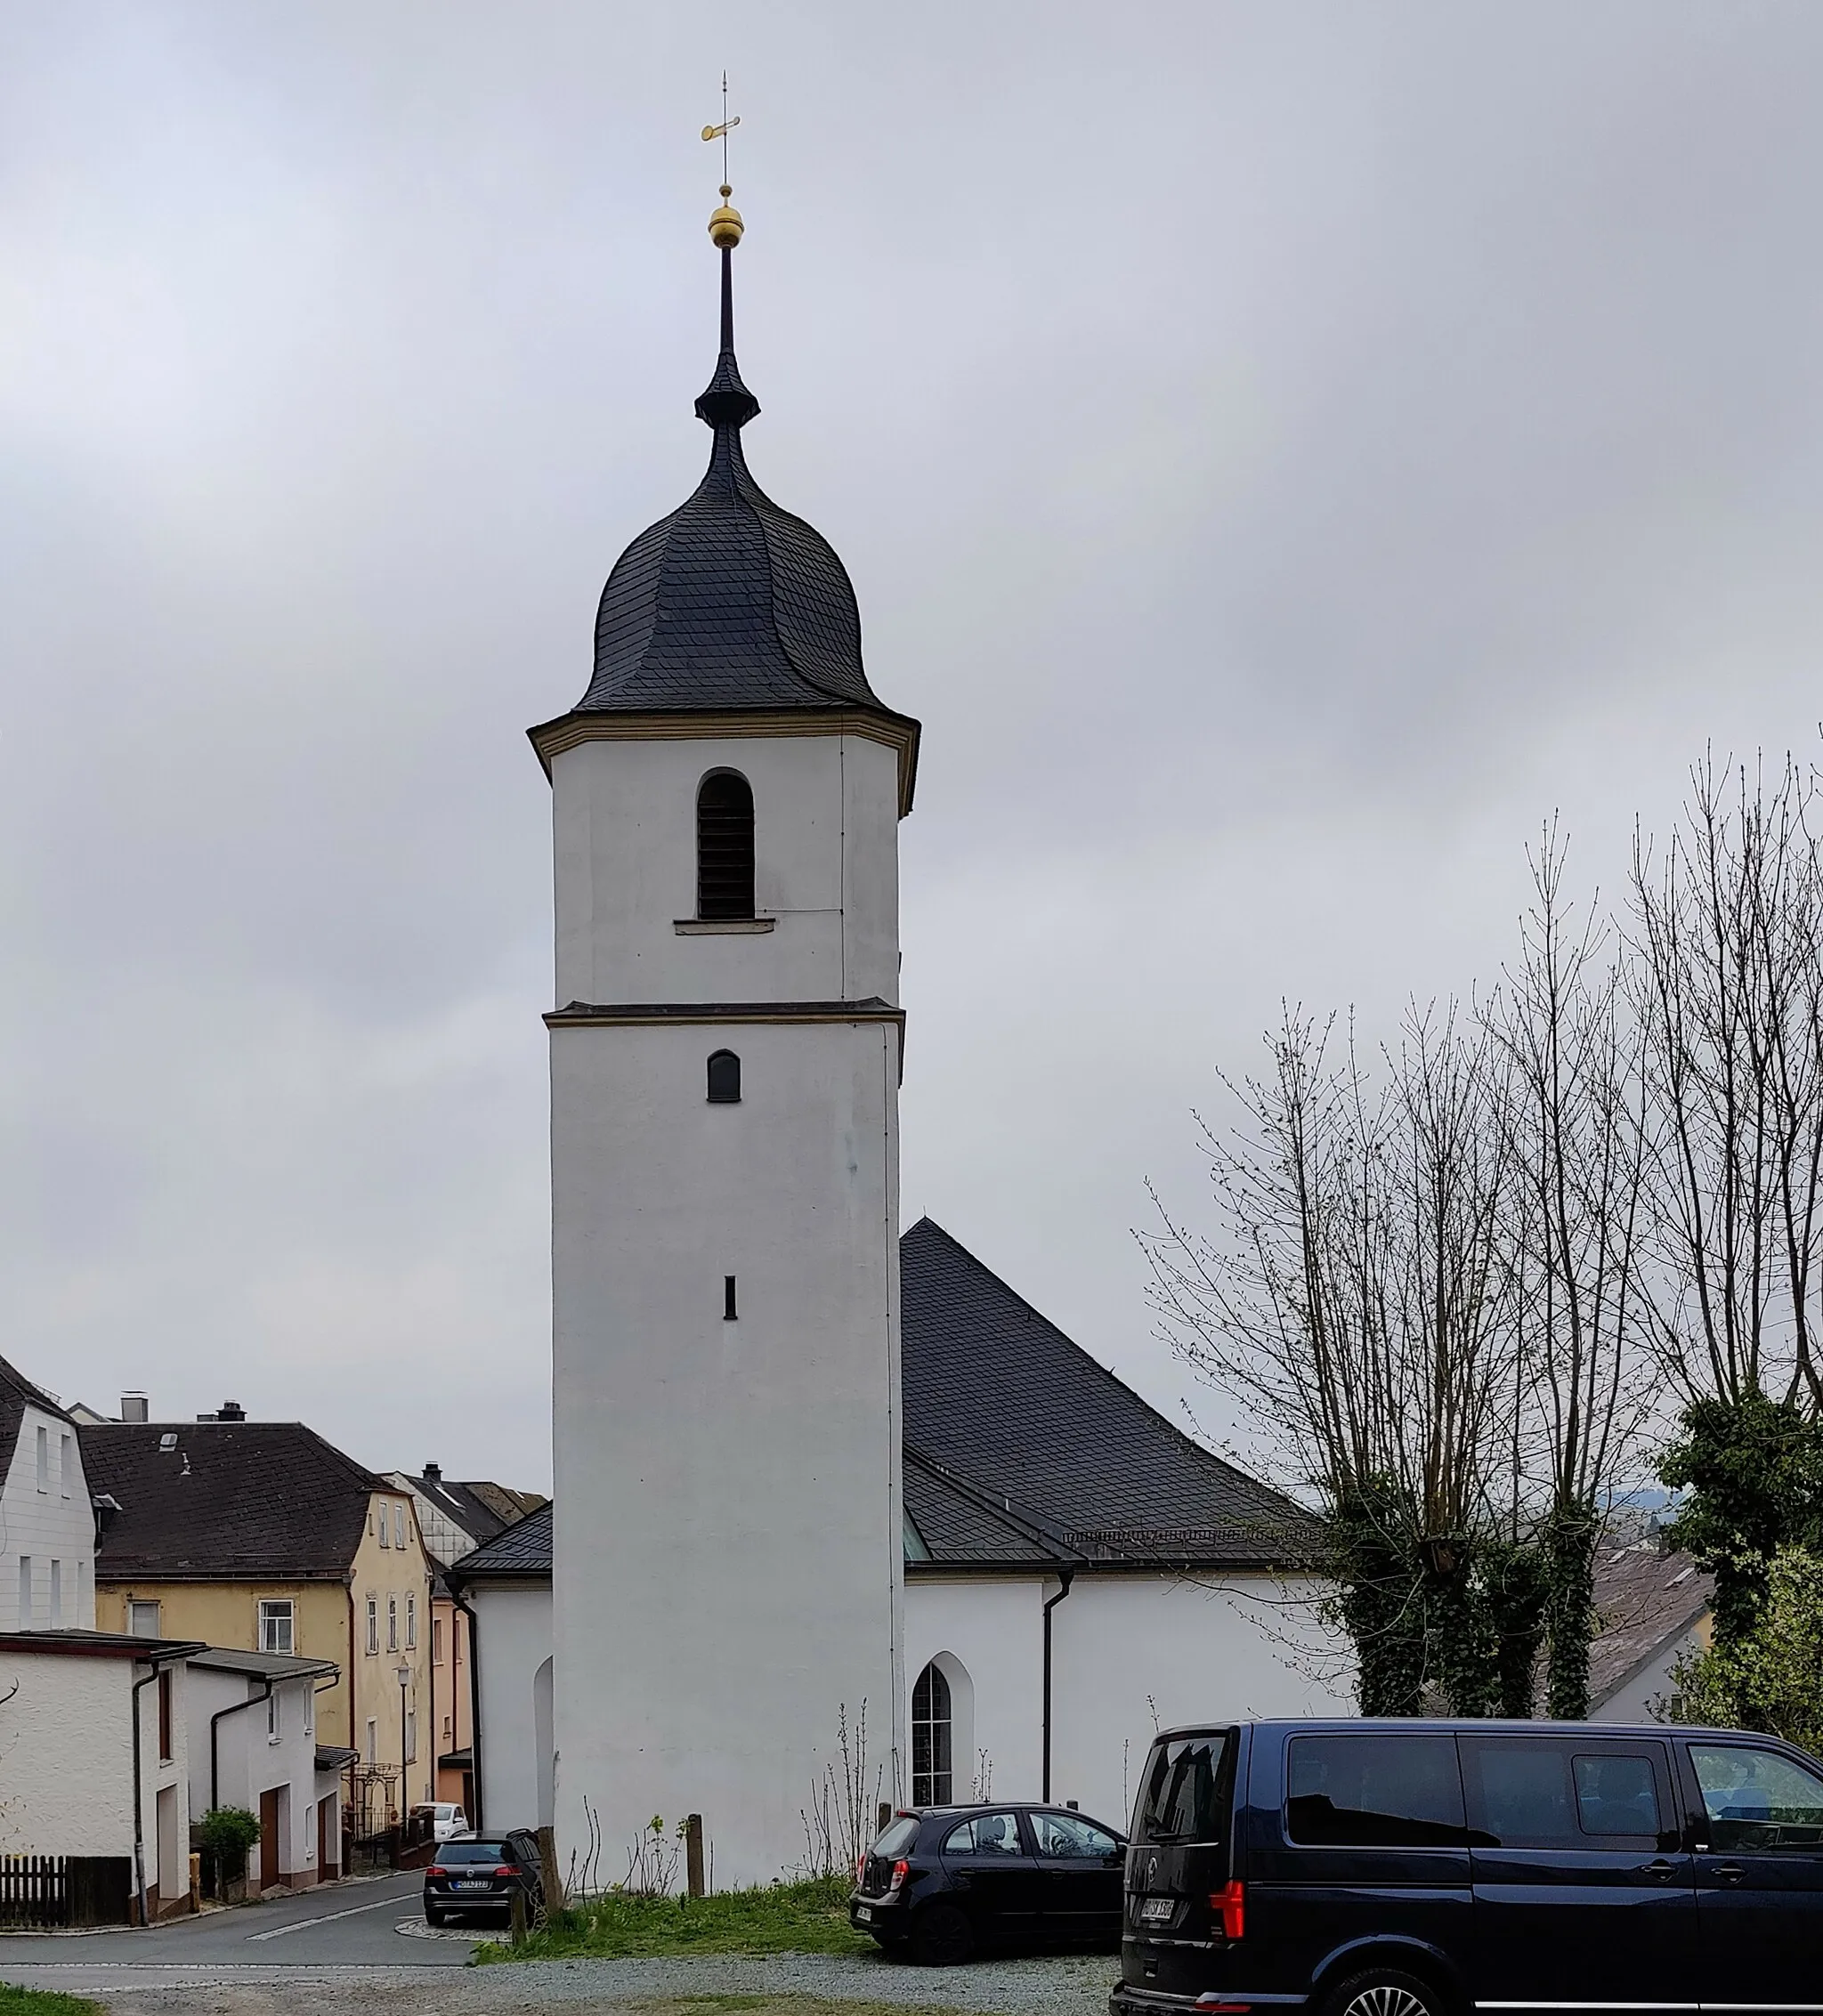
[1589, 1534, 1715, 1722]
[452, 1220, 1347, 1841]
[186, 1647, 348, 1891]
[0, 1357, 98, 1631]
[382, 1467, 546, 1820]
[81, 1406, 435, 1837]
[0, 1628, 205, 1923]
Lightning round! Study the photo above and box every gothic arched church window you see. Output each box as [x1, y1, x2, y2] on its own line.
[707, 1050, 741, 1103]
[912, 1660, 953, 1806]
[697, 772, 755, 919]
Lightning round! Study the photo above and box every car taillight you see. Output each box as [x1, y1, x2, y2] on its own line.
[427, 1866, 446, 1878]
[494, 1866, 515, 1877]
[855, 1855, 867, 1883]
[887, 1858, 910, 1892]
[1210, 1881, 1244, 1939]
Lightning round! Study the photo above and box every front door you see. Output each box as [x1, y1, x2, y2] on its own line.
[259, 1789, 281, 1892]
[1682, 1737, 1823, 2012]
[1461, 1734, 1696, 2012]
[1029, 1809, 1125, 1940]
[938, 1810, 1043, 1938]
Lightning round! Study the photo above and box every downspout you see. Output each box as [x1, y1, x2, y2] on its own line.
[346, 1583, 359, 1826]
[1041, 1569, 1074, 1803]
[449, 1581, 484, 1832]
[209, 1680, 275, 1811]
[130, 1658, 173, 1927]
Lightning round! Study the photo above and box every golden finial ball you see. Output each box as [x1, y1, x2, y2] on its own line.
[709, 187, 744, 248]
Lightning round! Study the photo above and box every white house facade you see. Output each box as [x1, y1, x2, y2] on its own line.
[0, 1358, 98, 1632]
[527, 206, 916, 1883]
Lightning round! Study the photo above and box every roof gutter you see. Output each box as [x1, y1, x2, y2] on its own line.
[1041, 1568, 1074, 1802]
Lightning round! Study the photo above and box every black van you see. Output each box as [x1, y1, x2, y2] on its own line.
[1114, 1719, 1823, 2016]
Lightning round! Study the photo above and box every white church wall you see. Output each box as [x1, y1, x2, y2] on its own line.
[470, 1583, 551, 1834]
[1049, 1574, 1354, 1828]
[549, 1009, 903, 1884]
[551, 733, 900, 1009]
[904, 1578, 1045, 1803]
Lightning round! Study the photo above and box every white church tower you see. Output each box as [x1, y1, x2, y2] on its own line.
[529, 188, 918, 1884]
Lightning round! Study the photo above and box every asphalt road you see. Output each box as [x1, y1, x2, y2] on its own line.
[0, 1868, 488, 1991]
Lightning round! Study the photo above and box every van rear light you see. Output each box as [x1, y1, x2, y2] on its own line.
[1210, 1880, 1244, 1939]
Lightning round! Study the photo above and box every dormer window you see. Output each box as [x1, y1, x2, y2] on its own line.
[707, 1050, 741, 1104]
[697, 772, 755, 919]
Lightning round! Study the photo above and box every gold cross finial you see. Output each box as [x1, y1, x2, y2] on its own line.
[703, 74, 744, 247]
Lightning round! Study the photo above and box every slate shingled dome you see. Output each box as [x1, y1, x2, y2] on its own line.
[579, 251, 882, 716]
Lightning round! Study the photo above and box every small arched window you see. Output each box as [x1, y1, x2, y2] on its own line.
[697, 772, 755, 919]
[912, 1660, 953, 1806]
[707, 1050, 741, 1104]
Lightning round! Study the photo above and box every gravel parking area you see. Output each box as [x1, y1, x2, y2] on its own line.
[69, 1952, 1118, 2016]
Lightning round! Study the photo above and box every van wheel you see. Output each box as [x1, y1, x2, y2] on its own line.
[1325, 1968, 1444, 2016]
[910, 1904, 974, 1966]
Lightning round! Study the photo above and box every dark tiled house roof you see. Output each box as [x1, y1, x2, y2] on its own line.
[456, 1223, 1318, 1582]
[1590, 1538, 1714, 1708]
[899, 1219, 1320, 1569]
[83, 1421, 384, 1582]
[0, 1356, 77, 1464]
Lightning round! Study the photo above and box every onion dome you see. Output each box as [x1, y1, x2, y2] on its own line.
[577, 212, 882, 715]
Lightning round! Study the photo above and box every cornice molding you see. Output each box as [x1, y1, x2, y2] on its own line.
[546, 998, 905, 1032]
[526, 706, 920, 815]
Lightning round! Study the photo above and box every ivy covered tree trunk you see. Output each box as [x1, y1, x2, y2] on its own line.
[1334, 1488, 1427, 1715]
[1539, 1500, 1600, 1718]
[1483, 1540, 1551, 1716]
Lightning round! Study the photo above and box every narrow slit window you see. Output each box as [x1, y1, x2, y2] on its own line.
[724, 1276, 738, 1322]
[707, 1050, 741, 1103]
[697, 773, 755, 919]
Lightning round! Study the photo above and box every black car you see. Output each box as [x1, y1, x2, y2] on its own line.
[1114, 1718, 1823, 2016]
[423, 1830, 545, 1925]
[850, 1802, 1126, 1963]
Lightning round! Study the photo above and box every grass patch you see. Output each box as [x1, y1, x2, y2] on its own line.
[609, 2002, 966, 2016]
[472, 1876, 876, 1963]
[0, 1990, 103, 2016]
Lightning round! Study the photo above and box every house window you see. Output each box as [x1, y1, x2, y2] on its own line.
[394, 1504, 406, 1550]
[34, 1427, 47, 1493]
[696, 772, 755, 919]
[259, 1600, 295, 1655]
[724, 1275, 738, 1322]
[387, 1596, 399, 1651]
[366, 1597, 379, 1655]
[128, 1599, 161, 1639]
[433, 1616, 444, 1665]
[48, 1561, 61, 1628]
[304, 1688, 314, 1737]
[912, 1661, 953, 1806]
[157, 1669, 173, 1762]
[365, 1718, 377, 1766]
[268, 1688, 283, 1743]
[59, 1434, 72, 1500]
[707, 1050, 741, 1103]
[17, 1558, 30, 1628]
[406, 1594, 417, 1649]
[378, 1507, 391, 1548]
[405, 1710, 417, 1765]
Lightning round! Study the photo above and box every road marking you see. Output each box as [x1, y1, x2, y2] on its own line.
[246, 1894, 412, 1940]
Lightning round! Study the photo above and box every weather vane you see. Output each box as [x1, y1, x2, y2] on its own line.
[702, 72, 744, 248]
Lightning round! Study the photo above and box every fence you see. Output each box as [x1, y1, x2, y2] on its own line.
[0, 1855, 134, 1928]
[347, 1810, 434, 1875]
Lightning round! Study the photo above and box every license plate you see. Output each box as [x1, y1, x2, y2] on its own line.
[855, 1905, 873, 1922]
[455, 1881, 493, 1891]
[1138, 1896, 1174, 1923]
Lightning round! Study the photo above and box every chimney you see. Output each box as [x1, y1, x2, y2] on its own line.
[119, 1393, 150, 1424]
[217, 1400, 246, 1422]
[423, 1461, 442, 1484]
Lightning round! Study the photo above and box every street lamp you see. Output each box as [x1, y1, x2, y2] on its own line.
[396, 1662, 412, 1818]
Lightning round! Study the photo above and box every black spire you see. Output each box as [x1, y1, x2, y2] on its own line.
[693, 247, 760, 430]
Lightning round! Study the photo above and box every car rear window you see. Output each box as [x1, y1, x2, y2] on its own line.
[1287, 1734, 1465, 1847]
[436, 1841, 509, 1864]
[872, 1818, 919, 1858]
[1134, 1731, 1236, 1844]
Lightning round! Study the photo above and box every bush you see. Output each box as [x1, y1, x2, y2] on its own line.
[1671, 1545, 1823, 1750]
[193, 1807, 262, 1897]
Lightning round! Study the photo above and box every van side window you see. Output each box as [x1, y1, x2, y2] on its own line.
[1689, 1745, 1823, 1852]
[1286, 1735, 1465, 1847]
[1462, 1738, 1666, 1848]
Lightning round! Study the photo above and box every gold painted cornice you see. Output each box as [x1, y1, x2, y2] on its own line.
[527, 706, 920, 816]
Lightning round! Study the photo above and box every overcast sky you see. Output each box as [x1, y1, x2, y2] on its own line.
[5, 2, 1823, 1488]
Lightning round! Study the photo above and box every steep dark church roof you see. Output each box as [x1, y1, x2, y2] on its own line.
[453, 1224, 1319, 1583]
[577, 243, 883, 717]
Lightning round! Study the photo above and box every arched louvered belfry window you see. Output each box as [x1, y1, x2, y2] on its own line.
[912, 1661, 953, 1806]
[707, 1050, 741, 1104]
[697, 771, 755, 919]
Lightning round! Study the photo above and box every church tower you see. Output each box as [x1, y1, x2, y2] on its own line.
[530, 188, 917, 1883]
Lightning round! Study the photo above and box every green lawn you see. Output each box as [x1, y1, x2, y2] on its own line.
[0, 1989, 102, 2016]
[473, 1876, 877, 1963]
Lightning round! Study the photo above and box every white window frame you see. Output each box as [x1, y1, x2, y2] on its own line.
[268, 1687, 283, 1744]
[34, 1427, 47, 1494]
[406, 1593, 417, 1649]
[378, 1506, 390, 1549]
[387, 1595, 399, 1652]
[48, 1560, 61, 1628]
[365, 1597, 379, 1655]
[58, 1433, 72, 1500]
[405, 1709, 417, 1765]
[393, 1504, 406, 1550]
[17, 1557, 31, 1628]
[258, 1599, 295, 1656]
[128, 1598, 161, 1639]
